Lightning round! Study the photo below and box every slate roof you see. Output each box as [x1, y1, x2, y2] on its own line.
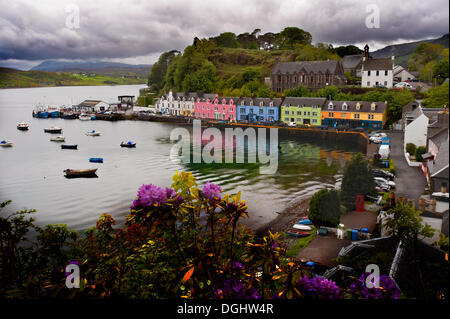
[281, 97, 327, 107]
[237, 97, 283, 107]
[429, 129, 449, 148]
[342, 54, 363, 69]
[271, 60, 343, 75]
[322, 100, 388, 114]
[431, 139, 449, 178]
[78, 100, 103, 106]
[362, 57, 394, 71]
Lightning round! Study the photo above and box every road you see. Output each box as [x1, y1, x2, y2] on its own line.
[387, 131, 428, 204]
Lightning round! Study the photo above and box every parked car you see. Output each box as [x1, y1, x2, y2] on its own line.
[374, 179, 391, 191]
[374, 177, 396, 188]
[394, 82, 414, 90]
[410, 78, 419, 82]
[369, 133, 387, 143]
[371, 169, 394, 180]
[288, 122, 297, 127]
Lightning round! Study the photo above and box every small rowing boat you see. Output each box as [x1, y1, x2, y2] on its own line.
[293, 224, 313, 231]
[285, 229, 310, 238]
[89, 157, 103, 163]
[17, 122, 29, 131]
[0, 140, 13, 147]
[64, 168, 97, 177]
[120, 141, 136, 147]
[79, 114, 91, 121]
[298, 218, 313, 225]
[50, 136, 66, 142]
[61, 144, 78, 149]
[44, 126, 62, 133]
[86, 130, 100, 136]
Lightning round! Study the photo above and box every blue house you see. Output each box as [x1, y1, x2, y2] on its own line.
[236, 98, 281, 123]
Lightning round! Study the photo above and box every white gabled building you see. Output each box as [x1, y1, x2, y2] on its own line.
[404, 105, 429, 151]
[361, 45, 394, 88]
[155, 91, 198, 116]
[76, 100, 110, 113]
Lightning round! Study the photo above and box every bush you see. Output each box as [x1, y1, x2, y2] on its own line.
[308, 188, 341, 227]
[406, 143, 416, 155]
[415, 146, 427, 162]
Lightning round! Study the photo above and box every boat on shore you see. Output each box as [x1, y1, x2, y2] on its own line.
[293, 224, 313, 231]
[44, 126, 62, 133]
[285, 229, 310, 238]
[17, 122, 29, 131]
[61, 144, 78, 149]
[89, 157, 103, 163]
[86, 130, 100, 136]
[64, 168, 97, 177]
[79, 114, 92, 121]
[50, 136, 66, 142]
[120, 141, 136, 147]
[0, 140, 13, 147]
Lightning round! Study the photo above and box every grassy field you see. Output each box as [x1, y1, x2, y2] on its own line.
[0, 67, 146, 88]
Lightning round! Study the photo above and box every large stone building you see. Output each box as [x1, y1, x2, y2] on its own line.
[270, 60, 345, 92]
[361, 45, 395, 88]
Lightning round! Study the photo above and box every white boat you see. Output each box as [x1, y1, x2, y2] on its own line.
[79, 114, 91, 121]
[0, 140, 13, 147]
[44, 126, 62, 133]
[86, 130, 101, 136]
[50, 135, 66, 142]
[17, 122, 29, 130]
[293, 224, 312, 231]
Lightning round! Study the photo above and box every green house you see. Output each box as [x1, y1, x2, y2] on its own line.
[280, 97, 326, 126]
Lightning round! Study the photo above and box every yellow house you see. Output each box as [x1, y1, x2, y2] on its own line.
[322, 101, 388, 129]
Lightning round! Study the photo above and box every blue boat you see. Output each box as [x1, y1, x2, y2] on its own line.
[299, 218, 313, 225]
[89, 158, 103, 163]
[36, 111, 49, 118]
[49, 110, 60, 118]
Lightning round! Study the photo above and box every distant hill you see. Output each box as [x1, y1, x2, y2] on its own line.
[30, 60, 152, 77]
[371, 34, 449, 67]
[0, 67, 146, 89]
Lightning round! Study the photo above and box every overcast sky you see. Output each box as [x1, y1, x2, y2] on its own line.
[0, 0, 448, 70]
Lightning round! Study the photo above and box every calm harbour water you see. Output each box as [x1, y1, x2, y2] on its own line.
[0, 85, 360, 231]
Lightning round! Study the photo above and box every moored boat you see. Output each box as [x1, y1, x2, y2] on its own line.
[285, 229, 310, 238]
[120, 141, 136, 147]
[0, 140, 13, 147]
[89, 157, 103, 163]
[61, 144, 78, 149]
[64, 168, 97, 177]
[48, 108, 60, 118]
[50, 135, 66, 142]
[44, 126, 62, 133]
[17, 122, 29, 131]
[79, 114, 92, 121]
[63, 113, 78, 119]
[86, 130, 101, 136]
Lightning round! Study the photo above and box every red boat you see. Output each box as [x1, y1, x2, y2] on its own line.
[285, 229, 310, 238]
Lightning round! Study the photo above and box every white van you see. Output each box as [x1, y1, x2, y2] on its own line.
[379, 144, 390, 159]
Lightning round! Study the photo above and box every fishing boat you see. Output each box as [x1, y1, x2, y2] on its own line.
[120, 141, 136, 147]
[293, 224, 313, 231]
[0, 140, 13, 147]
[89, 157, 103, 163]
[79, 114, 92, 121]
[48, 107, 60, 118]
[64, 168, 97, 177]
[63, 113, 77, 119]
[33, 104, 49, 118]
[86, 130, 100, 136]
[50, 136, 66, 142]
[61, 144, 78, 149]
[17, 122, 29, 131]
[44, 126, 62, 133]
[285, 229, 310, 238]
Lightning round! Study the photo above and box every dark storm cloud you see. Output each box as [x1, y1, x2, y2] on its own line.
[0, 0, 448, 65]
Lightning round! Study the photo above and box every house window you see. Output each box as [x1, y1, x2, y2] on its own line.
[268, 110, 274, 115]
[312, 112, 318, 116]
[376, 70, 379, 76]
[269, 102, 273, 107]
[329, 113, 334, 118]
[284, 110, 289, 115]
[342, 102, 348, 110]
[297, 111, 301, 115]
[368, 71, 371, 76]
[354, 114, 360, 119]
[367, 81, 370, 86]
[384, 81, 388, 86]
[368, 114, 374, 120]
[240, 109, 246, 114]
[259, 109, 264, 115]
[341, 113, 346, 118]
[297, 118, 302, 123]
[312, 119, 317, 124]
[284, 117, 289, 121]
[328, 102, 334, 110]
[385, 70, 388, 76]
[260, 102, 263, 107]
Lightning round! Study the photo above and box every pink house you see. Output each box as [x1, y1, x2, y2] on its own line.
[194, 95, 237, 121]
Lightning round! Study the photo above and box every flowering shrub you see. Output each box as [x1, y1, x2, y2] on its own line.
[296, 276, 342, 299]
[349, 272, 401, 299]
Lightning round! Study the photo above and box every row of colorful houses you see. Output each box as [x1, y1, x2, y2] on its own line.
[155, 91, 388, 129]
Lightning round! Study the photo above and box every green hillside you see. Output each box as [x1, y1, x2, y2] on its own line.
[0, 67, 146, 88]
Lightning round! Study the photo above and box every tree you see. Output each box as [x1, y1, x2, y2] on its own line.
[423, 81, 449, 108]
[276, 27, 312, 49]
[408, 42, 445, 72]
[147, 50, 179, 91]
[284, 85, 310, 97]
[406, 143, 417, 155]
[341, 153, 376, 210]
[212, 32, 240, 48]
[308, 188, 340, 227]
[415, 146, 427, 162]
[258, 32, 278, 50]
[332, 45, 363, 58]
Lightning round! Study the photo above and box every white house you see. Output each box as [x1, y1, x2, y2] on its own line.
[360, 45, 394, 88]
[404, 106, 429, 151]
[155, 91, 198, 116]
[393, 65, 417, 83]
